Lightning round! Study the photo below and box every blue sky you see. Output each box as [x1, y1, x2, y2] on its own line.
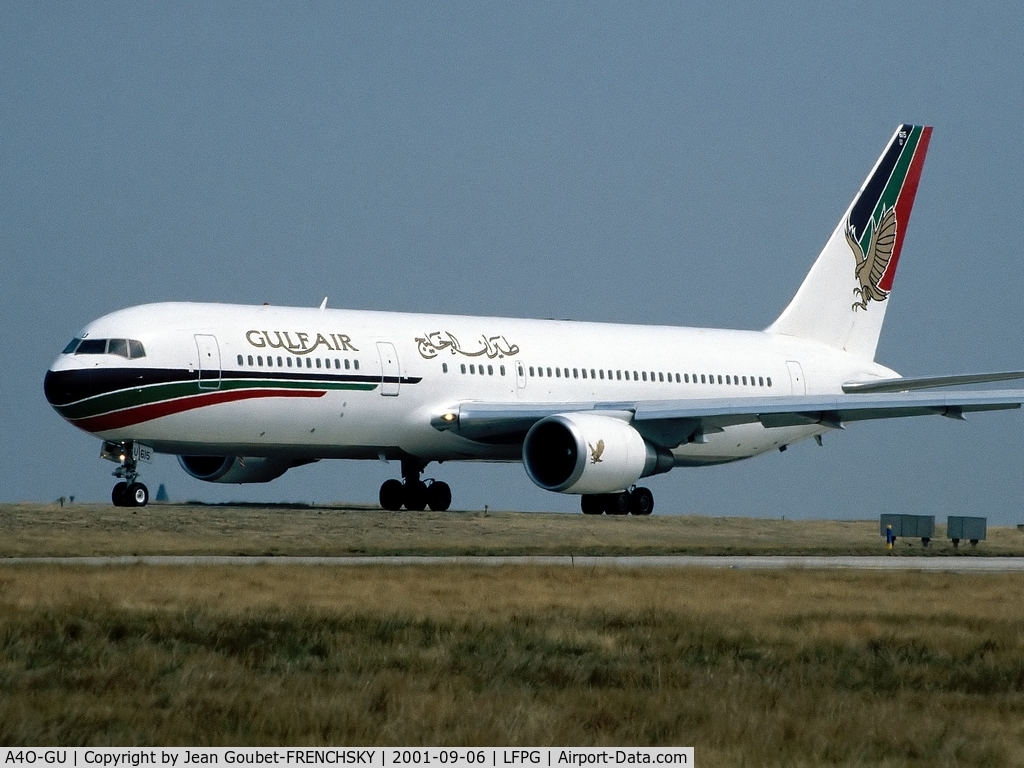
[3, 3, 1023, 522]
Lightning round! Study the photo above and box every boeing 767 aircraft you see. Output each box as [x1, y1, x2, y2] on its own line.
[44, 125, 1024, 512]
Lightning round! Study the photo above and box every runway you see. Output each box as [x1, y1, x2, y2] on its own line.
[3, 555, 1024, 572]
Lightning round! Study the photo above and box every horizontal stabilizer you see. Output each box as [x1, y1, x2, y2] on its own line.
[842, 371, 1024, 394]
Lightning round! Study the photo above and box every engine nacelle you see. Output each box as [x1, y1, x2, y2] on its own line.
[177, 455, 294, 484]
[522, 412, 674, 494]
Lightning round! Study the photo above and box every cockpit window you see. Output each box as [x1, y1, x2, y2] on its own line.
[75, 339, 107, 354]
[72, 338, 147, 358]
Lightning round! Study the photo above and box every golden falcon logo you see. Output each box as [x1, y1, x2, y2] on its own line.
[848, 206, 897, 311]
[588, 440, 605, 464]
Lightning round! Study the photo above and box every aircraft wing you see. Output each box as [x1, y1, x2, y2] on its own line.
[432, 389, 1024, 448]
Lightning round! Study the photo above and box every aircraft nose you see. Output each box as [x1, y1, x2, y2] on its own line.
[43, 367, 81, 410]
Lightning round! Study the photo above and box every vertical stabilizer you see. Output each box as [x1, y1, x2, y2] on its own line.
[767, 125, 932, 360]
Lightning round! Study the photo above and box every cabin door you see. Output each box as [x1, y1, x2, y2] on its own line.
[377, 341, 400, 396]
[786, 360, 806, 395]
[195, 334, 222, 390]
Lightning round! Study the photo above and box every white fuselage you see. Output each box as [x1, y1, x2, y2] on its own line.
[46, 301, 897, 468]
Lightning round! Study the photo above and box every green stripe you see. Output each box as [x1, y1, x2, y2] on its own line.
[859, 125, 922, 251]
[55, 378, 377, 420]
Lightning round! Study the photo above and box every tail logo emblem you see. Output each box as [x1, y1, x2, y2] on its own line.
[848, 205, 897, 311]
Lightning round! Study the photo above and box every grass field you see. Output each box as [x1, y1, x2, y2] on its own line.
[2, 502, 1023, 557]
[1, 564, 1024, 765]
[3, 504, 1024, 764]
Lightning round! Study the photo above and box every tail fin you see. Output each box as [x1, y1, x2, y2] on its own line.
[767, 125, 932, 360]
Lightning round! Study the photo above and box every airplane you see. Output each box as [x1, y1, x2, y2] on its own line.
[43, 124, 1024, 513]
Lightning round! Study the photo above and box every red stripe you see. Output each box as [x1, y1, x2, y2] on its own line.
[71, 388, 325, 433]
[879, 126, 932, 292]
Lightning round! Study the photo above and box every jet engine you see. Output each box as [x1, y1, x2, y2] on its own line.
[522, 412, 673, 494]
[177, 455, 296, 484]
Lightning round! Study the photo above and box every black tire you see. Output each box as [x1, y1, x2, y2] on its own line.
[126, 482, 149, 507]
[112, 482, 128, 507]
[605, 492, 631, 515]
[403, 480, 428, 511]
[379, 479, 404, 511]
[580, 495, 604, 515]
[426, 480, 452, 512]
[629, 487, 654, 515]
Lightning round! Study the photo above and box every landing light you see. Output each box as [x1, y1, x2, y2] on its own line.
[442, 412, 456, 422]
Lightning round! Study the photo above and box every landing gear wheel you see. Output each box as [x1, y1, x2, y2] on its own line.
[629, 487, 654, 516]
[580, 495, 604, 515]
[605, 492, 631, 516]
[426, 480, 452, 511]
[403, 480, 428, 511]
[126, 482, 149, 507]
[379, 479, 404, 511]
[112, 482, 128, 507]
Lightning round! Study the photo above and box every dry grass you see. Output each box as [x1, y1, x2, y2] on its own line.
[3, 503, 1022, 557]
[2, 565, 1024, 765]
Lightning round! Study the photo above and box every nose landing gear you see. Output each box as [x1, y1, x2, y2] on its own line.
[379, 458, 452, 512]
[102, 441, 150, 507]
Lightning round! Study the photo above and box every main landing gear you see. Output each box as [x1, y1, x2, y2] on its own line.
[580, 486, 654, 516]
[379, 459, 452, 512]
[104, 442, 150, 507]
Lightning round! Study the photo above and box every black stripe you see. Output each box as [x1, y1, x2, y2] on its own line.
[44, 367, 422, 407]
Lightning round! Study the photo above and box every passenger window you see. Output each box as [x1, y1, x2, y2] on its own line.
[529, 366, 535, 376]
[344, 359, 350, 370]
[267, 357, 273, 367]
[324, 359, 330, 369]
[573, 369, 578, 379]
[443, 363, 448, 373]
[726, 375, 731, 385]
[487, 365, 493, 375]
[500, 365, 505, 376]
[277, 357, 283, 366]
[258, 356, 264, 366]
[555, 368, 561, 378]
[461, 364, 467, 374]
[248, 355, 254, 366]
[287, 357, 293, 368]
[642, 371, 647, 382]
[354, 360, 359, 370]
[599, 370, 604, 380]
[767, 377, 772, 387]
[563, 368, 569, 378]
[700, 374, 706, 384]
[546, 367, 552, 377]
[335, 359, 341, 368]
[742, 376, 747, 385]
[237, 355, 243, 365]
[316, 358, 322, 369]
[616, 371, 621, 381]
[659, 372, 664, 382]
[470, 364, 475, 374]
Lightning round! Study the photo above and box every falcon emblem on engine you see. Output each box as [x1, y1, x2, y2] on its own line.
[589, 440, 605, 464]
